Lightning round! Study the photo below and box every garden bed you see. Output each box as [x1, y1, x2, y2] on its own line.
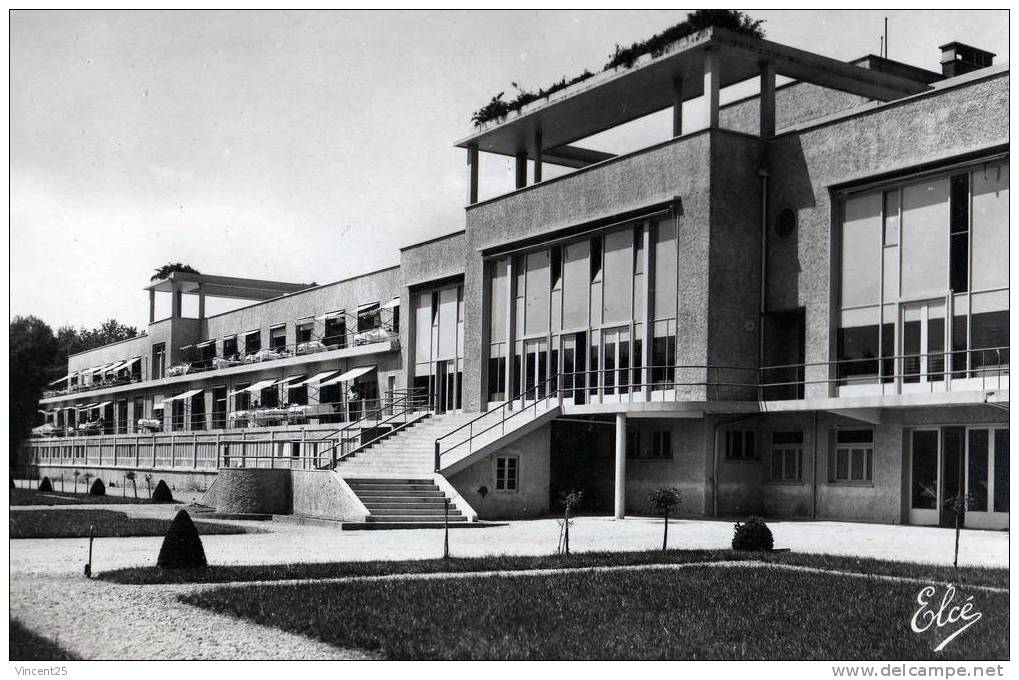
[11, 487, 153, 506]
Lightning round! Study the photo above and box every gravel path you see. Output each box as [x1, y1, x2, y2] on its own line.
[10, 573, 374, 660]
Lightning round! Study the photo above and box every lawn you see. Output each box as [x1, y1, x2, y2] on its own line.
[10, 619, 80, 661]
[10, 487, 156, 506]
[100, 548, 1009, 589]
[10, 508, 258, 538]
[182, 565, 1008, 660]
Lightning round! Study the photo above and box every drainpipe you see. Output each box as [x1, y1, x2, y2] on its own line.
[758, 169, 771, 374]
[711, 413, 756, 517]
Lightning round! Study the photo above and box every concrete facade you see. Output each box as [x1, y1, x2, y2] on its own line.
[28, 26, 1008, 530]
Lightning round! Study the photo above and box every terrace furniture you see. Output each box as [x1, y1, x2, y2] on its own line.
[354, 328, 390, 345]
[213, 356, 243, 370]
[167, 363, 192, 377]
[296, 340, 327, 355]
[137, 418, 162, 432]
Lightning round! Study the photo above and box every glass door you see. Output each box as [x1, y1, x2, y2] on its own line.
[965, 427, 1010, 530]
[901, 300, 947, 391]
[909, 428, 940, 525]
[434, 361, 448, 414]
[522, 338, 548, 402]
[599, 326, 631, 402]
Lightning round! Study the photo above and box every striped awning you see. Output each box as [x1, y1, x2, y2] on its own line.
[228, 379, 277, 397]
[319, 365, 375, 387]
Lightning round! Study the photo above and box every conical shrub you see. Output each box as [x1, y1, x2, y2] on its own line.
[89, 478, 106, 496]
[157, 509, 208, 569]
[151, 480, 174, 503]
[38, 476, 53, 492]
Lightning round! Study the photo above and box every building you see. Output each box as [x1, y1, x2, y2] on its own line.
[26, 25, 1009, 530]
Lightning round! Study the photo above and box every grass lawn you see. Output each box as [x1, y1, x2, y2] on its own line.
[100, 548, 1008, 589]
[10, 619, 80, 661]
[10, 508, 258, 538]
[182, 565, 1008, 660]
[10, 487, 157, 506]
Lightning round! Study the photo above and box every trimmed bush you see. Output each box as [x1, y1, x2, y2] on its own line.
[89, 478, 106, 496]
[38, 476, 53, 492]
[156, 509, 208, 569]
[151, 480, 174, 503]
[732, 516, 774, 551]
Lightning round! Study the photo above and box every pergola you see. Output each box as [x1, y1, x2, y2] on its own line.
[455, 26, 933, 203]
[144, 272, 314, 323]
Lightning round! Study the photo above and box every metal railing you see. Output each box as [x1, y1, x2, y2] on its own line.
[759, 346, 1009, 398]
[435, 372, 563, 472]
[315, 387, 431, 467]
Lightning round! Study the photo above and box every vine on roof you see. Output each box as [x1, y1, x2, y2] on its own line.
[470, 10, 766, 127]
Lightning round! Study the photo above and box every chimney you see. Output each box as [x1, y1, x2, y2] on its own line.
[939, 42, 996, 78]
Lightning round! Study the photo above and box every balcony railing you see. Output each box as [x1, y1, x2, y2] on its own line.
[170, 330, 400, 376]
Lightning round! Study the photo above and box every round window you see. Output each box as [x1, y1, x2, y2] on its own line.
[774, 208, 797, 239]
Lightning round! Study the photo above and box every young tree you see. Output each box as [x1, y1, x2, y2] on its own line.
[126, 471, 138, 499]
[557, 490, 584, 555]
[649, 487, 682, 551]
[144, 473, 153, 498]
[944, 493, 975, 568]
[73, 470, 81, 493]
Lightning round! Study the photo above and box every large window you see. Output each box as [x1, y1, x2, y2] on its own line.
[244, 330, 261, 354]
[152, 343, 166, 380]
[832, 429, 873, 484]
[837, 161, 1008, 386]
[323, 314, 345, 348]
[269, 325, 286, 351]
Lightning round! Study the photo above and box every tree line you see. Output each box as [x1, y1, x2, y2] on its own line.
[10, 316, 139, 459]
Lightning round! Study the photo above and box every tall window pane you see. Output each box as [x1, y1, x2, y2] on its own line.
[653, 218, 677, 319]
[971, 163, 1009, 291]
[841, 192, 882, 308]
[901, 179, 949, 297]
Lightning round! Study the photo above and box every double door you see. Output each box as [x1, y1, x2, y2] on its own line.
[909, 426, 1009, 529]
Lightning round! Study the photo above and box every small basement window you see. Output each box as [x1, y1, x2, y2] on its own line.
[725, 430, 758, 460]
[496, 456, 518, 491]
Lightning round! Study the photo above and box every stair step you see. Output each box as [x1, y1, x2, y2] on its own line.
[345, 478, 433, 485]
[361, 497, 448, 505]
[369, 508, 463, 517]
[355, 490, 446, 498]
[366, 515, 468, 523]
[346, 483, 438, 491]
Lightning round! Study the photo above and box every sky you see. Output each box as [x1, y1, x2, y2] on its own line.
[9, 9, 1009, 331]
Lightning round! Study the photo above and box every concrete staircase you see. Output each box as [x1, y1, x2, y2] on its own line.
[342, 478, 467, 530]
[335, 412, 478, 477]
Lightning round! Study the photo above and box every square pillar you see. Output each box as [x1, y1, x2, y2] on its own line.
[614, 412, 627, 519]
[759, 60, 776, 138]
[197, 283, 206, 319]
[467, 145, 479, 205]
[171, 283, 183, 318]
[703, 49, 720, 129]
[672, 77, 684, 137]
[505, 257, 516, 407]
[514, 151, 527, 190]
[149, 289, 156, 324]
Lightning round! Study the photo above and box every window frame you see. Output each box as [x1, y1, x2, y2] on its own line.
[768, 430, 804, 483]
[829, 428, 875, 485]
[495, 456, 519, 492]
[724, 429, 759, 461]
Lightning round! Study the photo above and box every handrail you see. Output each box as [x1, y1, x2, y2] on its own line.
[315, 387, 432, 467]
[434, 372, 563, 472]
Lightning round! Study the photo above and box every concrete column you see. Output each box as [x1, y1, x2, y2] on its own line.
[614, 412, 626, 519]
[467, 145, 479, 205]
[197, 283, 206, 319]
[672, 77, 684, 136]
[641, 220, 653, 398]
[505, 257, 515, 405]
[703, 49, 720, 129]
[149, 290, 156, 324]
[514, 151, 527, 190]
[759, 60, 776, 138]
[171, 283, 183, 318]
[533, 130, 543, 183]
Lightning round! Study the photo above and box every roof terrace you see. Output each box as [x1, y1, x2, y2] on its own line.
[456, 26, 934, 203]
[144, 271, 315, 323]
